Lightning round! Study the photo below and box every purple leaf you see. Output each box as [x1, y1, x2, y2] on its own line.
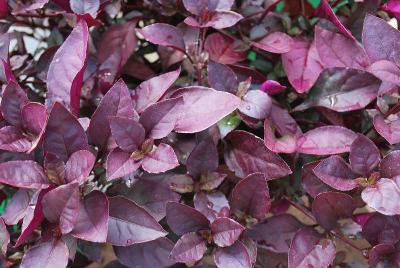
[46, 20, 89, 115]
[115, 238, 176, 268]
[170, 232, 207, 263]
[368, 243, 400, 268]
[207, 62, 238, 94]
[41, 183, 80, 234]
[252, 32, 293, 54]
[139, 97, 183, 139]
[2, 189, 32, 225]
[312, 192, 355, 230]
[260, 80, 286, 96]
[166, 201, 210, 235]
[106, 149, 141, 181]
[373, 114, 400, 145]
[211, 217, 244, 247]
[204, 33, 246, 64]
[166, 174, 194, 193]
[64, 150, 96, 185]
[107, 196, 167, 246]
[21, 102, 47, 136]
[230, 173, 270, 220]
[140, 23, 185, 52]
[141, 143, 179, 173]
[0, 218, 9, 255]
[238, 90, 272, 120]
[132, 68, 181, 114]
[20, 239, 69, 268]
[349, 134, 380, 176]
[187, 138, 218, 178]
[362, 214, 400, 246]
[247, 214, 304, 253]
[44, 153, 65, 185]
[293, 68, 380, 112]
[44, 102, 88, 162]
[0, 81, 28, 127]
[0, 160, 48, 189]
[315, 26, 369, 69]
[87, 79, 135, 148]
[281, 38, 323, 93]
[301, 161, 333, 198]
[362, 14, 400, 65]
[224, 130, 291, 179]
[214, 240, 252, 268]
[0, 126, 32, 153]
[288, 228, 336, 268]
[313, 155, 358, 191]
[296, 126, 357, 155]
[367, 60, 400, 85]
[380, 150, 400, 178]
[199, 172, 227, 191]
[194, 191, 230, 222]
[361, 177, 400, 216]
[70, 0, 99, 17]
[109, 116, 145, 152]
[172, 86, 241, 133]
[71, 190, 109, 243]
[185, 11, 243, 29]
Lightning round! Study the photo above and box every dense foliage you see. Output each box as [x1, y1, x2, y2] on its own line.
[0, 0, 399, 267]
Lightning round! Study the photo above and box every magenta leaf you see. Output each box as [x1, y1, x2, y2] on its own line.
[252, 32, 293, 54]
[380, 150, 400, 178]
[21, 102, 47, 136]
[214, 240, 252, 268]
[170, 232, 207, 263]
[132, 68, 181, 113]
[44, 102, 88, 162]
[230, 173, 270, 220]
[293, 68, 381, 112]
[20, 239, 69, 268]
[238, 90, 272, 120]
[313, 155, 358, 191]
[204, 33, 246, 64]
[312, 192, 355, 230]
[141, 143, 179, 173]
[247, 214, 304, 253]
[140, 23, 185, 52]
[0, 81, 28, 127]
[172, 86, 241, 133]
[70, 0, 99, 18]
[368, 243, 400, 268]
[64, 150, 96, 185]
[109, 116, 145, 152]
[373, 114, 400, 145]
[186, 138, 218, 178]
[46, 20, 89, 115]
[362, 14, 400, 65]
[349, 134, 380, 176]
[301, 161, 333, 198]
[315, 26, 369, 69]
[71, 190, 108, 242]
[194, 191, 230, 222]
[296, 126, 357, 155]
[139, 97, 184, 139]
[115, 238, 176, 268]
[87, 79, 135, 148]
[211, 217, 244, 247]
[281, 38, 323, 93]
[0, 160, 48, 189]
[315, 0, 355, 40]
[207, 61, 238, 93]
[224, 130, 291, 179]
[166, 201, 210, 235]
[367, 60, 400, 85]
[41, 183, 80, 234]
[361, 177, 400, 216]
[260, 80, 286, 96]
[106, 149, 141, 181]
[0, 126, 32, 153]
[107, 196, 167, 246]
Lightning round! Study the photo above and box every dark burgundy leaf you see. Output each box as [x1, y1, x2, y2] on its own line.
[207, 61, 238, 93]
[362, 214, 400, 246]
[0, 218, 9, 255]
[0, 81, 28, 127]
[224, 130, 291, 179]
[21, 102, 47, 136]
[170, 232, 207, 263]
[204, 33, 246, 64]
[368, 243, 400, 268]
[186, 138, 218, 178]
[64, 150, 95, 185]
[349, 134, 380, 176]
[107, 196, 167, 246]
[166, 201, 210, 235]
[301, 161, 333, 198]
[211, 217, 244, 247]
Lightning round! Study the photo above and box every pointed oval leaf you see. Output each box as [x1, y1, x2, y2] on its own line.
[0, 160, 48, 189]
[214, 240, 252, 268]
[367, 59, 400, 85]
[0, 126, 32, 153]
[46, 20, 89, 115]
[207, 61, 238, 93]
[296, 126, 357, 155]
[224, 130, 291, 179]
[373, 114, 400, 145]
[301, 161, 333, 198]
[0, 81, 28, 127]
[349, 134, 380, 176]
[238, 90, 272, 119]
[70, 0, 99, 17]
[2, 189, 32, 225]
[71, 190, 109, 242]
[172, 86, 241, 133]
[140, 23, 185, 52]
[141, 143, 179, 173]
[109, 116, 145, 152]
[170, 232, 207, 263]
[107, 196, 167, 246]
[42, 183, 80, 234]
[252, 32, 293, 54]
[106, 148, 141, 181]
[0, 218, 9, 255]
[166, 201, 210, 235]
[380, 150, 400, 178]
[20, 239, 69, 268]
[64, 150, 96, 185]
[362, 213, 400, 246]
[230, 173, 270, 220]
[211, 217, 244, 247]
[194, 191, 230, 222]
[21, 102, 47, 136]
[187, 138, 218, 178]
[44, 102, 88, 162]
[204, 33, 246, 64]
